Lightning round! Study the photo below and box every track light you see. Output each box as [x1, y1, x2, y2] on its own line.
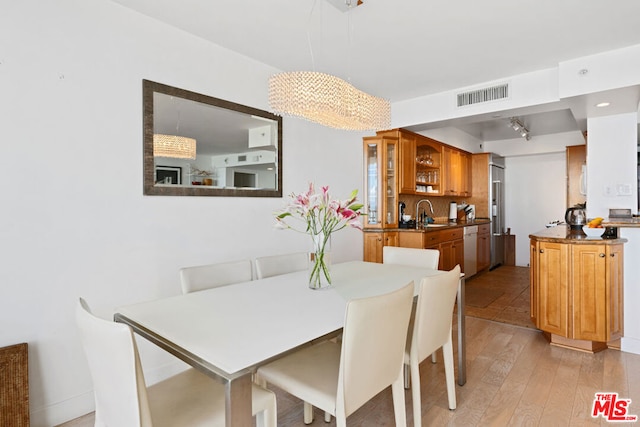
[509, 117, 530, 141]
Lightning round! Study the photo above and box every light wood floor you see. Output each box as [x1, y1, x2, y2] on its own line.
[60, 266, 640, 426]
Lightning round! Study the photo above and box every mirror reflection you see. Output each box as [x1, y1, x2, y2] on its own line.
[143, 80, 282, 197]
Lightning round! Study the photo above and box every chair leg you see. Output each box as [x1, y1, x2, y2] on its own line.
[431, 351, 437, 363]
[391, 374, 408, 427]
[258, 401, 277, 427]
[410, 360, 422, 427]
[443, 337, 457, 410]
[324, 411, 332, 422]
[303, 401, 314, 424]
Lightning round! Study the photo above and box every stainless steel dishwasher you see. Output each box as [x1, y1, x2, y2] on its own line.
[463, 225, 478, 277]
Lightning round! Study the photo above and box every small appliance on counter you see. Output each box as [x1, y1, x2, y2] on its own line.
[398, 201, 416, 229]
[565, 204, 587, 231]
[449, 201, 457, 222]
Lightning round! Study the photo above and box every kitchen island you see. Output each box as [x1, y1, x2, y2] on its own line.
[529, 226, 627, 352]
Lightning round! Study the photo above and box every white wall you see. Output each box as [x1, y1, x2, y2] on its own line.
[586, 113, 640, 354]
[0, 1, 364, 425]
[502, 152, 567, 267]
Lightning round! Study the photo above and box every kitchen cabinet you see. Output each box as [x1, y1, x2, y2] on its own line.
[437, 228, 464, 271]
[363, 136, 398, 229]
[379, 129, 443, 195]
[442, 146, 471, 197]
[477, 223, 491, 272]
[398, 228, 463, 271]
[530, 231, 624, 352]
[363, 231, 399, 263]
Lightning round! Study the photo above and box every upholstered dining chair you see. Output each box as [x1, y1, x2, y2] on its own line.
[179, 259, 252, 294]
[405, 265, 460, 427]
[383, 246, 441, 365]
[255, 252, 308, 279]
[382, 246, 440, 269]
[76, 298, 277, 427]
[256, 281, 414, 427]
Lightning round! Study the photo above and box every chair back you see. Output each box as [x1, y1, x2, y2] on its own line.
[255, 252, 308, 279]
[338, 281, 414, 417]
[179, 259, 252, 294]
[383, 246, 439, 270]
[76, 298, 152, 427]
[411, 265, 460, 363]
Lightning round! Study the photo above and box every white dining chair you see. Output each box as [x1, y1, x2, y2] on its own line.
[405, 265, 460, 427]
[179, 259, 252, 294]
[76, 298, 277, 427]
[383, 246, 441, 366]
[255, 252, 308, 279]
[256, 281, 414, 427]
[382, 246, 440, 269]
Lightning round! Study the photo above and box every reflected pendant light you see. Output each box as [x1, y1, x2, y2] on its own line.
[153, 96, 197, 159]
[268, 0, 391, 131]
[153, 134, 197, 159]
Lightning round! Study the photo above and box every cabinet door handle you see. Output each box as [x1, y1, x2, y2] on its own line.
[599, 253, 605, 258]
[539, 249, 544, 253]
[611, 253, 616, 257]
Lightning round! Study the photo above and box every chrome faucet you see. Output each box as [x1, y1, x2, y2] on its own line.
[416, 199, 434, 227]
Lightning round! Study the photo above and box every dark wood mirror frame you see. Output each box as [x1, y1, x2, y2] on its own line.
[143, 80, 283, 197]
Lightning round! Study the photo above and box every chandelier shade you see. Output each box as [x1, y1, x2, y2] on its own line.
[153, 134, 197, 159]
[268, 71, 391, 131]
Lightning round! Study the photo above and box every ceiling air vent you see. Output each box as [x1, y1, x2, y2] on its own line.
[457, 83, 509, 107]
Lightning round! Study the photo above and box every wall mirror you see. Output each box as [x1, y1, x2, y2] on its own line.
[143, 80, 282, 197]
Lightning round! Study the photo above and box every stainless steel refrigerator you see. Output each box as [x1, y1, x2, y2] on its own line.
[489, 154, 505, 269]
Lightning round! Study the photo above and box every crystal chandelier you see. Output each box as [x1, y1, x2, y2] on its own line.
[153, 134, 197, 159]
[268, 0, 390, 131]
[269, 71, 390, 131]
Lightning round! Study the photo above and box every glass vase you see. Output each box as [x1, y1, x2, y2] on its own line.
[309, 233, 332, 290]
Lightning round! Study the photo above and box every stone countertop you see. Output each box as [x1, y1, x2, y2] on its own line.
[363, 218, 491, 233]
[602, 217, 640, 228]
[529, 225, 627, 244]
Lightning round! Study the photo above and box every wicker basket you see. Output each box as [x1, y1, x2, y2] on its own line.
[1, 343, 29, 426]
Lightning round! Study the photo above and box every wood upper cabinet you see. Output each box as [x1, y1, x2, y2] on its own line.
[377, 128, 474, 197]
[442, 146, 471, 197]
[363, 136, 398, 229]
[530, 238, 624, 347]
[363, 231, 398, 263]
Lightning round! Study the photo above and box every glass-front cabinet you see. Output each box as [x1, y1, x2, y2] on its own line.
[363, 136, 398, 229]
[415, 138, 442, 195]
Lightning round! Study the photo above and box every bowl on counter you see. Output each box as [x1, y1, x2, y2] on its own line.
[582, 226, 605, 237]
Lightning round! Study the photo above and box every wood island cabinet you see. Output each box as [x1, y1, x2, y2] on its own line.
[530, 228, 625, 352]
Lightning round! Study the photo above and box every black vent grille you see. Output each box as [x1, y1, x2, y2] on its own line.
[457, 83, 509, 107]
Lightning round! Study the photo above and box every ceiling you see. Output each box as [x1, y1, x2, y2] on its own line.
[112, 0, 640, 141]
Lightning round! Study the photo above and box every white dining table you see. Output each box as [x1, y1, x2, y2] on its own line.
[115, 261, 466, 427]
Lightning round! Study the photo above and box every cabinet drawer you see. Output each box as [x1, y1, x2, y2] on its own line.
[478, 223, 490, 235]
[422, 230, 442, 246]
[440, 228, 463, 242]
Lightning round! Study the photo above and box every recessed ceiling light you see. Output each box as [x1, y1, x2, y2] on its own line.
[596, 102, 610, 108]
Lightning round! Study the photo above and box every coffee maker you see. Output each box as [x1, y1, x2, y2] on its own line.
[398, 201, 415, 229]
